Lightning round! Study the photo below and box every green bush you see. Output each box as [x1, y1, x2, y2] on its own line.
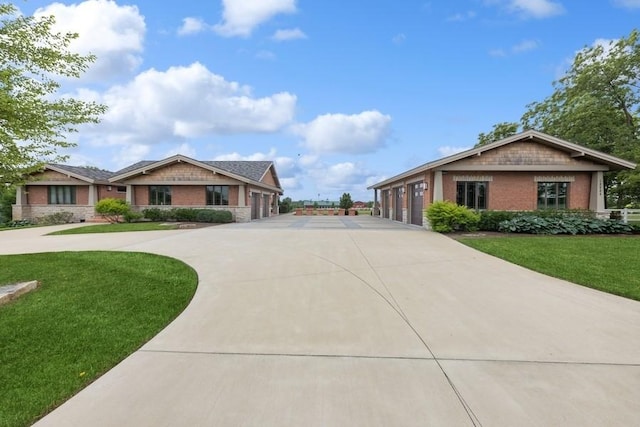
[171, 208, 198, 222]
[0, 187, 16, 225]
[142, 208, 169, 221]
[478, 211, 518, 231]
[123, 210, 144, 223]
[425, 201, 480, 233]
[95, 198, 131, 223]
[207, 210, 233, 223]
[498, 214, 633, 235]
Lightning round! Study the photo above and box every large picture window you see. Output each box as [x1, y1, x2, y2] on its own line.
[537, 182, 567, 209]
[48, 186, 76, 204]
[456, 181, 487, 210]
[206, 185, 229, 205]
[149, 186, 171, 205]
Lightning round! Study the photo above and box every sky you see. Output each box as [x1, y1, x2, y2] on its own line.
[15, 0, 640, 202]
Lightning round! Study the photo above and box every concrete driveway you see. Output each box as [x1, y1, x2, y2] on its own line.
[2, 215, 639, 426]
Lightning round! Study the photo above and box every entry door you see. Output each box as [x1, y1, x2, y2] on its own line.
[382, 190, 390, 218]
[251, 193, 261, 220]
[262, 195, 270, 218]
[410, 182, 424, 226]
[394, 187, 403, 222]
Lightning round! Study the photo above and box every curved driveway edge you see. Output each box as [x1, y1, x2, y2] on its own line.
[1, 216, 639, 426]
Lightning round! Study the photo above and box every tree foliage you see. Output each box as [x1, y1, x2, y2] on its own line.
[339, 192, 353, 210]
[0, 3, 107, 184]
[476, 122, 520, 147]
[481, 29, 640, 206]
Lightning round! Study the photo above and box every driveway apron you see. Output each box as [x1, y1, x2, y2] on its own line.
[1, 216, 639, 426]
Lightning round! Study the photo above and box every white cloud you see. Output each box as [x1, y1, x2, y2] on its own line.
[392, 33, 407, 44]
[165, 143, 197, 158]
[485, 0, 564, 18]
[490, 39, 539, 57]
[437, 146, 471, 157]
[446, 10, 477, 22]
[83, 62, 296, 146]
[272, 28, 307, 41]
[256, 50, 277, 60]
[178, 17, 208, 36]
[306, 161, 382, 200]
[612, 0, 640, 8]
[293, 111, 392, 155]
[512, 39, 539, 53]
[114, 144, 151, 168]
[35, 0, 145, 81]
[214, 0, 297, 37]
[214, 148, 278, 161]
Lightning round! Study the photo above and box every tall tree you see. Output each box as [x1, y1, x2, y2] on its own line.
[0, 3, 106, 184]
[484, 29, 640, 206]
[476, 122, 520, 147]
[339, 192, 353, 210]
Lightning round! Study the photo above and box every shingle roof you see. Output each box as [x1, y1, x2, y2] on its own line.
[48, 164, 114, 182]
[202, 161, 273, 183]
[110, 158, 279, 188]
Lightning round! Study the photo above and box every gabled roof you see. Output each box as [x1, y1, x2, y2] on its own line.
[368, 130, 638, 189]
[110, 155, 283, 192]
[44, 164, 114, 184]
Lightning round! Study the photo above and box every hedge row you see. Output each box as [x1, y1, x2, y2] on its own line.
[425, 202, 634, 235]
[142, 208, 233, 223]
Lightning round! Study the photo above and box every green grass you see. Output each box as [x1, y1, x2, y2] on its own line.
[0, 251, 198, 427]
[47, 222, 179, 235]
[458, 236, 640, 301]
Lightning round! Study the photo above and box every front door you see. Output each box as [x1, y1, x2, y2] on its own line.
[394, 187, 403, 222]
[263, 194, 270, 218]
[410, 182, 424, 226]
[251, 193, 261, 220]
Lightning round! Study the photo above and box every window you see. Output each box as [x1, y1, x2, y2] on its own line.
[116, 186, 126, 193]
[149, 186, 171, 205]
[537, 182, 567, 209]
[206, 185, 229, 205]
[456, 181, 487, 210]
[48, 186, 76, 204]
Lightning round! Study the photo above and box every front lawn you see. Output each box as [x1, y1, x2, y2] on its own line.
[458, 236, 640, 301]
[0, 251, 198, 427]
[47, 222, 179, 235]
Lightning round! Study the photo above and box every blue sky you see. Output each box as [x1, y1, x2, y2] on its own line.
[18, 0, 640, 201]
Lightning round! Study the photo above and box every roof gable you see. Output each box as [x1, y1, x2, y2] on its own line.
[109, 155, 282, 191]
[369, 130, 637, 189]
[42, 164, 113, 183]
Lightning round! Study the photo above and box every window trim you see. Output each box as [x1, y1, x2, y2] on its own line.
[149, 185, 172, 205]
[537, 182, 568, 210]
[456, 181, 487, 210]
[48, 185, 77, 205]
[206, 185, 229, 206]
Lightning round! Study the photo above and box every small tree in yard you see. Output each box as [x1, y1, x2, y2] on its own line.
[339, 193, 353, 210]
[95, 198, 130, 223]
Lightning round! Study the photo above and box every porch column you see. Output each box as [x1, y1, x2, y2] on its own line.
[433, 171, 444, 202]
[14, 185, 24, 205]
[126, 185, 134, 204]
[275, 194, 280, 215]
[589, 171, 605, 211]
[88, 185, 97, 206]
[238, 185, 246, 206]
[373, 189, 379, 216]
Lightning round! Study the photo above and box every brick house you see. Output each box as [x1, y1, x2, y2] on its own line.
[367, 130, 637, 227]
[12, 155, 283, 223]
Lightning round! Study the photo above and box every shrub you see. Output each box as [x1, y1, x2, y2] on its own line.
[171, 208, 198, 222]
[425, 201, 480, 233]
[478, 211, 518, 231]
[35, 212, 74, 225]
[123, 211, 144, 223]
[142, 208, 169, 222]
[498, 213, 633, 235]
[95, 198, 131, 223]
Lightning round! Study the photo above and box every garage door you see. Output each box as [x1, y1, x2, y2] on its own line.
[251, 193, 261, 220]
[409, 182, 424, 226]
[394, 187, 403, 222]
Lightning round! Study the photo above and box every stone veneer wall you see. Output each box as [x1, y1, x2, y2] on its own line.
[12, 205, 96, 222]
